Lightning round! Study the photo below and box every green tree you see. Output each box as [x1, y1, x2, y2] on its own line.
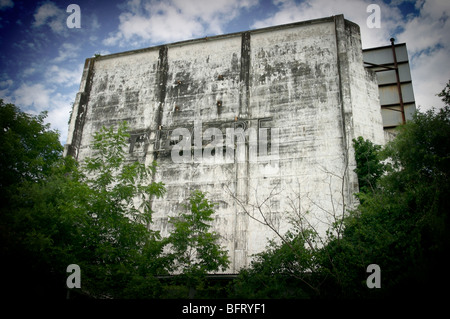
[332, 87, 450, 298]
[232, 81, 450, 299]
[437, 79, 450, 106]
[1, 116, 169, 298]
[67, 122, 168, 298]
[0, 102, 67, 298]
[352, 136, 384, 194]
[1, 109, 235, 298]
[166, 190, 229, 298]
[232, 229, 321, 299]
[0, 99, 62, 190]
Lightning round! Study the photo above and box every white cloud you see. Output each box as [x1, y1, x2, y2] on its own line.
[93, 50, 111, 57]
[0, 88, 9, 99]
[397, 0, 449, 53]
[0, 78, 13, 88]
[252, 0, 450, 111]
[22, 67, 36, 77]
[252, 0, 403, 48]
[53, 43, 80, 63]
[103, 0, 258, 46]
[0, 0, 13, 10]
[44, 94, 75, 143]
[14, 64, 82, 141]
[0, 74, 13, 101]
[32, 2, 66, 34]
[11, 82, 75, 143]
[13, 83, 53, 112]
[410, 47, 449, 110]
[396, 0, 450, 110]
[46, 65, 83, 87]
[90, 14, 101, 30]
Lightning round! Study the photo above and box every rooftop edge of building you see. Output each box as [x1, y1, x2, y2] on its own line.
[91, 14, 356, 62]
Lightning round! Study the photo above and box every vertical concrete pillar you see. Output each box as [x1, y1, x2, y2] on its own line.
[64, 57, 95, 159]
[153, 46, 169, 161]
[233, 31, 252, 271]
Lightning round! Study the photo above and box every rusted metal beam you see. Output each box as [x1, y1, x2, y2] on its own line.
[363, 61, 397, 71]
[390, 38, 406, 124]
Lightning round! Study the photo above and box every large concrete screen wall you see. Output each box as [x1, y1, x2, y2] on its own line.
[65, 15, 384, 272]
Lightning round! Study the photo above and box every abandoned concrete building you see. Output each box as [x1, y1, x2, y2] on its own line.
[64, 14, 415, 273]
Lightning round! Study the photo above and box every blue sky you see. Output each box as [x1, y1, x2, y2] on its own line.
[0, 0, 449, 144]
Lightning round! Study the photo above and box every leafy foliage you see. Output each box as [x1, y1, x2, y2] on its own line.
[3, 80, 450, 299]
[166, 190, 230, 298]
[232, 230, 321, 299]
[352, 136, 384, 194]
[1, 111, 228, 298]
[232, 82, 450, 299]
[64, 122, 168, 298]
[0, 99, 62, 189]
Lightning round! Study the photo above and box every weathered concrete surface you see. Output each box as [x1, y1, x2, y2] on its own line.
[64, 15, 385, 273]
